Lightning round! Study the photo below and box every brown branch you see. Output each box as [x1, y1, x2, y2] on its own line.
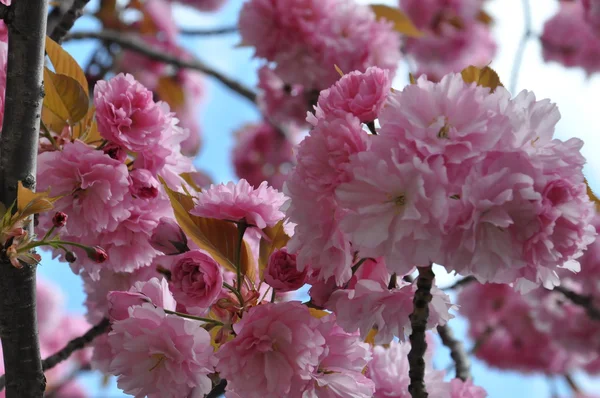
[0, 318, 109, 392]
[436, 323, 471, 381]
[63, 30, 257, 104]
[206, 379, 227, 398]
[441, 275, 476, 291]
[179, 26, 238, 36]
[0, 0, 49, 395]
[554, 286, 600, 321]
[49, 0, 91, 43]
[407, 264, 435, 398]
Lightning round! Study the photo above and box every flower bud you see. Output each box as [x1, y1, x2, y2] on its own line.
[150, 217, 189, 255]
[52, 211, 68, 228]
[85, 246, 108, 263]
[129, 169, 159, 199]
[65, 251, 77, 263]
[264, 248, 307, 292]
[170, 250, 223, 311]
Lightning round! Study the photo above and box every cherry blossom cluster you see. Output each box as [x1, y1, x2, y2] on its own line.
[542, 0, 600, 75]
[286, 65, 595, 296]
[398, 0, 497, 81]
[459, 214, 600, 375]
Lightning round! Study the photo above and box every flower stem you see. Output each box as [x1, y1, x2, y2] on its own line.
[163, 309, 224, 326]
[223, 282, 245, 307]
[235, 222, 248, 307]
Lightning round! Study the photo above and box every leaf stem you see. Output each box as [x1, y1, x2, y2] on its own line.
[163, 309, 224, 326]
[235, 222, 248, 307]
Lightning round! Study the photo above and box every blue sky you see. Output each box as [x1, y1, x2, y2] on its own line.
[39, 0, 600, 396]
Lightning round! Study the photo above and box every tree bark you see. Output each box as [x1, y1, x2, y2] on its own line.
[0, 0, 49, 396]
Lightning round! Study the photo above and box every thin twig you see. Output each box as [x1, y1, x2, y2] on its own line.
[441, 275, 476, 291]
[179, 26, 238, 36]
[63, 30, 257, 103]
[407, 264, 435, 398]
[206, 379, 227, 398]
[564, 374, 580, 393]
[554, 286, 600, 321]
[49, 0, 91, 43]
[509, 0, 532, 94]
[436, 323, 471, 381]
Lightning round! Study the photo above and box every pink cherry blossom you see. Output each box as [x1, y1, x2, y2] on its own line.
[216, 301, 326, 398]
[584, 0, 600, 31]
[129, 168, 159, 199]
[36, 278, 65, 335]
[367, 339, 447, 398]
[108, 277, 176, 322]
[232, 122, 295, 190]
[95, 73, 173, 153]
[140, 0, 178, 44]
[257, 65, 311, 128]
[328, 278, 454, 344]
[168, 250, 224, 313]
[449, 378, 488, 398]
[190, 179, 287, 229]
[314, 67, 391, 123]
[37, 140, 131, 237]
[264, 248, 307, 292]
[108, 304, 216, 397]
[335, 148, 448, 271]
[149, 217, 189, 255]
[175, 0, 226, 11]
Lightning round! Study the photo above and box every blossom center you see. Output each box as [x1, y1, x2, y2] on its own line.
[148, 353, 166, 371]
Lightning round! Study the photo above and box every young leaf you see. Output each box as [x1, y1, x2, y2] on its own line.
[156, 76, 186, 109]
[16, 181, 58, 220]
[72, 105, 96, 141]
[460, 65, 504, 92]
[308, 308, 330, 319]
[258, 221, 291, 279]
[179, 172, 203, 193]
[45, 36, 89, 96]
[41, 106, 68, 134]
[585, 178, 600, 211]
[159, 177, 256, 280]
[334, 64, 344, 78]
[409, 73, 417, 84]
[370, 4, 424, 38]
[44, 67, 89, 124]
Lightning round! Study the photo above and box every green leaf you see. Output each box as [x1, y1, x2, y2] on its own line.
[370, 5, 424, 38]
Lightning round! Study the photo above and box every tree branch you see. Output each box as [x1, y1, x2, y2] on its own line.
[554, 286, 600, 321]
[509, 0, 532, 94]
[436, 323, 471, 381]
[0, 318, 109, 392]
[49, 0, 91, 43]
[0, 0, 49, 395]
[179, 26, 238, 36]
[441, 275, 476, 291]
[206, 379, 227, 398]
[63, 30, 257, 104]
[408, 264, 435, 398]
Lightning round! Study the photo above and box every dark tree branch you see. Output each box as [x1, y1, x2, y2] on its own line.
[64, 30, 257, 104]
[441, 275, 476, 291]
[0, 318, 109, 392]
[206, 379, 227, 398]
[509, 0, 532, 94]
[179, 26, 238, 36]
[0, 0, 49, 395]
[42, 317, 110, 371]
[49, 0, 91, 43]
[554, 286, 600, 321]
[407, 264, 435, 398]
[436, 323, 471, 381]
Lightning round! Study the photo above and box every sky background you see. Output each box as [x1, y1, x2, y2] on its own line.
[38, 0, 600, 396]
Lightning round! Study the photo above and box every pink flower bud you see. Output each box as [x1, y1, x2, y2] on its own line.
[85, 246, 108, 263]
[52, 211, 68, 228]
[264, 248, 307, 292]
[129, 169, 159, 199]
[107, 291, 149, 322]
[150, 217, 188, 255]
[170, 250, 224, 312]
[102, 142, 128, 162]
[65, 251, 77, 263]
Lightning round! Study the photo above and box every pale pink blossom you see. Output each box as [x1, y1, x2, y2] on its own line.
[108, 277, 176, 322]
[149, 217, 189, 255]
[215, 301, 326, 398]
[449, 378, 488, 398]
[169, 250, 224, 313]
[141, 0, 178, 44]
[232, 121, 295, 190]
[367, 339, 447, 398]
[264, 248, 307, 292]
[37, 140, 131, 237]
[108, 305, 216, 397]
[36, 278, 65, 335]
[335, 149, 448, 272]
[328, 279, 454, 344]
[190, 179, 287, 228]
[314, 67, 391, 123]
